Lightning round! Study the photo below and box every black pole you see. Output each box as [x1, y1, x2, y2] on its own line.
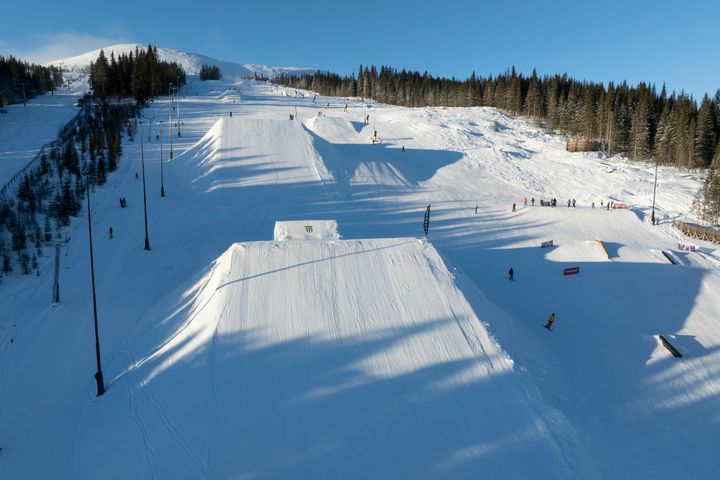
[177, 75, 181, 137]
[86, 181, 105, 397]
[651, 160, 659, 225]
[160, 126, 165, 197]
[423, 204, 431, 236]
[169, 87, 174, 160]
[141, 124, 151, 250]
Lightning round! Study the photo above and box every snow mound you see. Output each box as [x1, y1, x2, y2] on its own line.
[273, 220, 339, 241]
[75, 237, 570, 478]
[181, 116, 334, 192]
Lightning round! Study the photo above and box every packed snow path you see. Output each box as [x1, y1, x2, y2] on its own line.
[0, 77, 719, 479]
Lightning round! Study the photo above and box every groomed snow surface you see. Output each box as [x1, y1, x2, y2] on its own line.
[1, 77, 719, 479]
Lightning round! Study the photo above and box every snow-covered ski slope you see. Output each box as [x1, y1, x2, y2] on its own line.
[0, 74, 87, 186]
[50, 43, 315, 79]
[1, 77, 719, 479]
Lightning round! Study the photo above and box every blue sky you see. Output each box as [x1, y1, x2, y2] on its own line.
[2, 0, 718, 100]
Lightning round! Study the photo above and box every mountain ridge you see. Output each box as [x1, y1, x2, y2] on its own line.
[46, 43, 315, 79]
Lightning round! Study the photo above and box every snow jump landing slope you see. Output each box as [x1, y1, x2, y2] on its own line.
[75, 237, 571, 479]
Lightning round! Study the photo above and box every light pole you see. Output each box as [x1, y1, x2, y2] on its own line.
[176, 75, 181, 138]
[651, 160, 659, 225]
[160, 125, 165, 197]
[169, 83, 174, 160]
[85, 178, 105, 396]
[140, 122, 151, 250]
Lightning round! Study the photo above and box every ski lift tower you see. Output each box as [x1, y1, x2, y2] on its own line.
[48, 235, 71, 304]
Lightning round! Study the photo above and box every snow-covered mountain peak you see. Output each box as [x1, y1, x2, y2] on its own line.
[47, 43, 314, 79]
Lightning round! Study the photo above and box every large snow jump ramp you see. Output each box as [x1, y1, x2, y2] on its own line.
[76, 237, 569, 479]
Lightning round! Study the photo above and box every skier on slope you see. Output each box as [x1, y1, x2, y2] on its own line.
[545, 313, 555, 329]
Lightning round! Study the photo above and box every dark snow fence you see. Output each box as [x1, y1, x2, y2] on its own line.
[673, 220, 720, 244]
[658, 335, 683, 358]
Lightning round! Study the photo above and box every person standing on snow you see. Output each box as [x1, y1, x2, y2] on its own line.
[523, 197, 528, 206]
[531, 197, 535, 206]
[512, 203, 516, 212]
[545, 313, 555, 329]
[508, 267, 514, 281]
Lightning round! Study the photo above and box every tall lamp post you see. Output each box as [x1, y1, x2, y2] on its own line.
[169, 83, 174, 160]
[176, 75, 181, 138]
[85, 177, 105, 396]
[160, 125, 165, 197]
[140, 122, 151, 250]
[651, 160, 659, 225]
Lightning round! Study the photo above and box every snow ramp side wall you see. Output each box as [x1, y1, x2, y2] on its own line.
[177, 116, 335, 191]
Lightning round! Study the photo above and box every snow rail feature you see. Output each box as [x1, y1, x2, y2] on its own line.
[661, 251, 678, 265]
[658, 335, 683, 358]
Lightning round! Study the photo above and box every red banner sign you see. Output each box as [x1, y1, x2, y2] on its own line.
[613, 203, 628, 209]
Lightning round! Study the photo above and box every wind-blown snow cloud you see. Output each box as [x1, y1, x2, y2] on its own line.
[8, 32, 128, 64]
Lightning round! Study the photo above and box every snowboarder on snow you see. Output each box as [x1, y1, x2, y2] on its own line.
[512, 203, 516, 212]
[592, 202, 595, 209]
[508, 267, 514, 281]
[109, 227, 113, 239]
[523, 197, 528, 206]
[568, 199, 571, 207]
[572, 199, 576, 207]
[545, 313, 555, 329]
[531, 198, 535, 206]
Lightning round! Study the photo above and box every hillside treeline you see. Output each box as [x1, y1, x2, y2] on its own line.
[277, 66, 720, 224]
[199, 64, 222, 80]
[88, 45, 186, 104]
[0, 55, 63, 106]
[277, 66, 719, 169]
[0, 101, 138, 277]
